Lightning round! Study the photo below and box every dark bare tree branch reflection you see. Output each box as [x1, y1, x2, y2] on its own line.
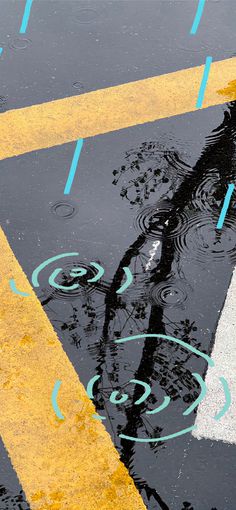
[42, 103, 236, 510]
[99, 103, 236, 507]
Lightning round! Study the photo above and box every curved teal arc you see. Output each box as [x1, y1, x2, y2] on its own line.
[129, 379, 151, 405]
[48, 268, 80, 291]
[31, 252, 79, 287]
[116, 267, 133, 294]
[119, 425, 197, 443]
[87, 262, 105, 283]
[51, 380, 65, 420]
[214, 377, 231, 421]
[93, 414, 106, 421]
[86, 375, 101, 399]
[146, 396, 170, 415]
[9, 279, 30, 297]
[110, 391, 129, 405]
[114, 334, 213, 367]
[70, 267, 87, 278]
[183, 372, 207, 416]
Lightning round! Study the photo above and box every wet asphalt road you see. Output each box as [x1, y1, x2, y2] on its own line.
[1, 0, 236, 509]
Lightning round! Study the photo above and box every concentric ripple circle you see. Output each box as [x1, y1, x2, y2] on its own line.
[174, 211, 236, 264]
[50, 200, 78, 219]
[192, 169, 221, 212]
[48, 261, 98, 300]
[150, 279, 190, 308]
[134, 202, 189, 240]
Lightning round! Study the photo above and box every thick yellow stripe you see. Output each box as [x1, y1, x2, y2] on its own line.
[1, 57, 236, 161]
[0, 227, 146, 510]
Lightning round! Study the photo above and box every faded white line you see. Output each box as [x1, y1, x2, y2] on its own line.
[193, 268, 236, 444]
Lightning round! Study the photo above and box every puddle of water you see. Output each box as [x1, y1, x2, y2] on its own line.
[2, 97, 236, 510]
[36, 107, 236, 508]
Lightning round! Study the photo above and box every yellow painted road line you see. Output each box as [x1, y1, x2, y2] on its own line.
[1, 57, 236, 161]
[0, 227, 146, 510]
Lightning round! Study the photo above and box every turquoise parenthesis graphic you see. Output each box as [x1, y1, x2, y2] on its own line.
[129, 379, 151, 405]
[116, 267, 133, 294]
[183, 372, 207, 416]
[146, 396, 171, 415]
[87, 262, 105, 283]
[51, 380, 65, 420]
[86, 375, 100, 399]
[115, 333, 214, 442]
[86, 375, 106, 421]
[214, 377, 231, 421]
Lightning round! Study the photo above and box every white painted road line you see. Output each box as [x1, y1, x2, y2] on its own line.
[193, 268, 236, 444]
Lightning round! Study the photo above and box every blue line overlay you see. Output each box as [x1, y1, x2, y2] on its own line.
[216, 184, 234, 229]
[64, 139, 84, 195]
[20, 0, 34, 34]
[0, 48, 3, 56]
[190, 0, 206, 35]
[196, 56, 212, 108]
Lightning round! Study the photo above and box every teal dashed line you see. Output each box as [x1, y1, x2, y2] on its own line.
[190, 0, 206, 35]
[20, 0, 34, 34]
[196, 56, 212, 108]
[64, 139, 84, 195]
[216, 184, 234, 229]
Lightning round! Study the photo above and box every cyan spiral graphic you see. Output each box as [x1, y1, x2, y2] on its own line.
[31, 252, 133, 294]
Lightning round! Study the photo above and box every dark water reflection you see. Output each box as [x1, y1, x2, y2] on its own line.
[38, 103, 236, 510]
[0, 485, 29, 510]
